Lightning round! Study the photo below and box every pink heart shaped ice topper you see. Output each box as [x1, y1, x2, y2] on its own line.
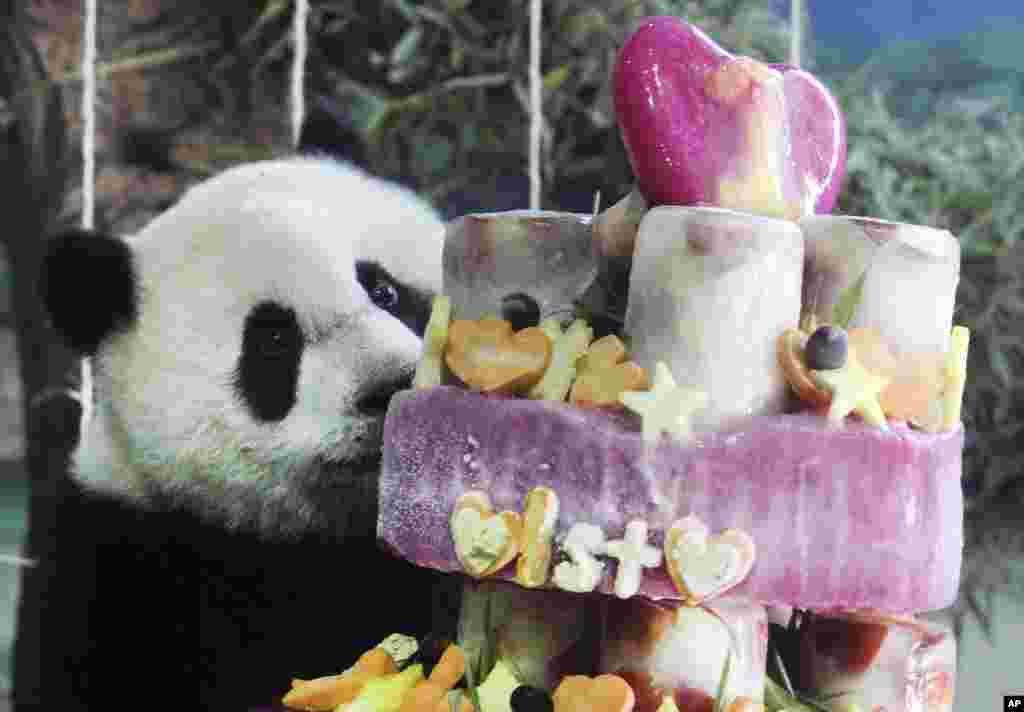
[614, 16, 846, 219]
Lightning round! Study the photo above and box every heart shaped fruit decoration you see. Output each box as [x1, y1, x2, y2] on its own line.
[450, 491, 523, 577]
[552, 674, 636, 712]
[445, 318, 552, 394]
[614, 16, 846, 220]
[664, 514, 756, 604]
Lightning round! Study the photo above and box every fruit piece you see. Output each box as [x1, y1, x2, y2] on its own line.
[357, 647, 402, 677]
[570, 335, 650, 409]
[619, 362, 708, 445]
[777, 329, 832, 406]
[282, 646, 399, 710]
[346, 664, 424, 712]
[400, 646, 467, 712]
[399, 680, 449, 712]
[654, 697, 680, 712]
[811, 345, 889, 428]
[475, 660, 522, 712]
[942, 325, 969, 429]
[577, 334, 627, 372]
[517, 486, 560, 588]
[623, 207, 803, 430]
[552, 674, 636, 712]
[528, 319, 593, 401]
[428, 645, 467, 691]
[510, 685, 554, 712]
[805, 325, 848, 371]
[377, 635, 419, 670]
[924, 670, 955, 710]
[552, 522, 607, 593]
[282, 672, 371, 710]
[663, 515, 756, 605]
[847, 326, 946, 427]
[614, 17, 846, 218]
[725, 698, 764, 712]
[536, 318, 564, 343]
[442, 212, 599, 325]
[450, 491, 523, 577]
[414, 295, 452, 389]
[445, 318, 552, 394]
[604, 520, 662, 600]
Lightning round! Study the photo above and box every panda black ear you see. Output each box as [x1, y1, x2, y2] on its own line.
[38, 228, 137, 356]
[297, 94, 370, 170]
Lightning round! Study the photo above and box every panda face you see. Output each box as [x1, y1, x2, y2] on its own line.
[41, 158, 444, 530]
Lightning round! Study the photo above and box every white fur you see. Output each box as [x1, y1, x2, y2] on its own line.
[73, 158, 445, 530]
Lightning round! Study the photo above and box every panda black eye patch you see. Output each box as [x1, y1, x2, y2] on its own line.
[355, 260, 432, 337]
[233, 301, 304, 422]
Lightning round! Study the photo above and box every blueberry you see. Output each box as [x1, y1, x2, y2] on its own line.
[510, 685, 554, 712]
[805, 325, 848, 371]
[501, 292, 541, 330]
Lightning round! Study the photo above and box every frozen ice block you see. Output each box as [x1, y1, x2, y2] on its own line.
[442, 211, 599, 323]
[796, 612, 956, 712]
[457, 579, 600, 691]
[799, 216, 960, 356]
[623, 207, 803, 430]
[599, 595, 767, 712]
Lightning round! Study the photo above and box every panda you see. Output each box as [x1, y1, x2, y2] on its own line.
[32, 157, 464, 710]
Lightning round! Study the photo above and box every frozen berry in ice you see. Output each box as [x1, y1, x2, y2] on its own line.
[806, 325, 848, 371]
[511, 684, 554, 712]
[502, 292, 541, 330]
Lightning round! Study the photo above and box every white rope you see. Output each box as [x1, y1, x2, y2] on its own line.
[528, 0, 542, 209]
[80, 0, 98, 428]
[789, 0, 803, 68]
[291, 0, 310, 147]
[82, 0, 97, 229]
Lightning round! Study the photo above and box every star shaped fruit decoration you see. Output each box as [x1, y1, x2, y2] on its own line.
[620, 362, 708, 445]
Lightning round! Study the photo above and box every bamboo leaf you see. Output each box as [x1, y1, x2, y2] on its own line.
[832, 272, 867, 329]
[543, 65, 571, 92]
[391, 25, 424, 67]
[712, 649, 732, 712]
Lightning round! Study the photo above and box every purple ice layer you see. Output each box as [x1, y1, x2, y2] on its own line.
[379, 387, 963, 613]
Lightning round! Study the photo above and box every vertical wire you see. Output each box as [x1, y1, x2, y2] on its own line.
[291, 0, 310, 147]
[82, 0, 97, 229]
[80, 0, 98, 426]
[528, 0, 542, 209]
[789, 0, 803, 68]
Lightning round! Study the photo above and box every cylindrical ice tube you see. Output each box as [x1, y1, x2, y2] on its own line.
[599, 595, 768, 712]
[799, 216, 961, 429]
[457, 579, 601, 691]
[799, 216, 960, 355]
[623, 206, 803, 430]
[442, 211, 599, 323]
[795, 612, 956, 712]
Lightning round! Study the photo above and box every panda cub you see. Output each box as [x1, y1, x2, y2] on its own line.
[37, 158, 460, 709]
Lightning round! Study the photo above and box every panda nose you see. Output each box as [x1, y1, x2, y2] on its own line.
[355, 373, 414, 413]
